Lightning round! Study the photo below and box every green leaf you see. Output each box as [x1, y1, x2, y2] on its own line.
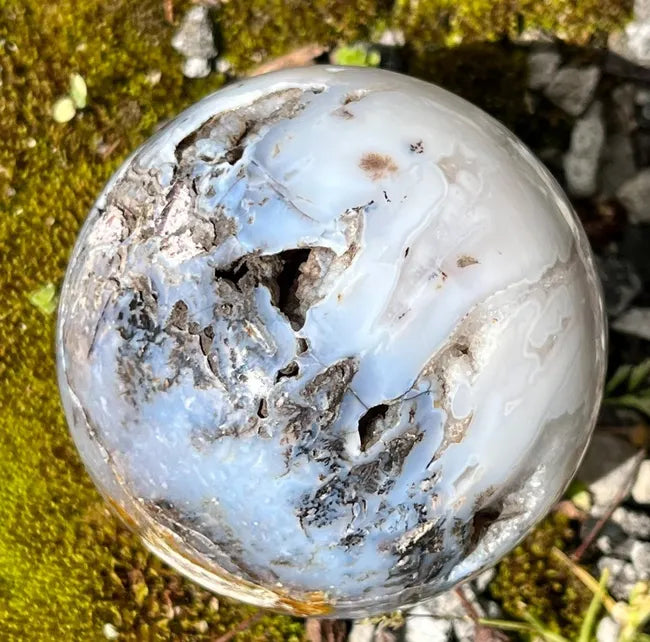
[605, 364, 632, 396]
[51, 96, 76, 123]
[27, 283, 58, 315]
[566, 480, 592, 512]
[69, 73, 87, 109]
[608, 393, 650, 418]
[578, 569, 608, 642]
[331, 44, 381, 67]
[629, 359, 650, 392]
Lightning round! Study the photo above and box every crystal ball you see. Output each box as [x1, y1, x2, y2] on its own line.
[57, 66, 606, 617]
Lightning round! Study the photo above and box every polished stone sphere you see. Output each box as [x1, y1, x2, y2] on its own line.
[57, 66, 606, 617]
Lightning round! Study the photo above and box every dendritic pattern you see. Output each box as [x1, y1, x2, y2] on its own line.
[57, 67, 606, 617]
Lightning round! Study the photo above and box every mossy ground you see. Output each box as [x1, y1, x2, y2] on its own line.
[490, 513, 593, 638]
[0, 0, 632, 639]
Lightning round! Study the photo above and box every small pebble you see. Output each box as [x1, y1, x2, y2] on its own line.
[612, 308, 650, 341]
[348, 621, 376, 642]
[544, 65, 600, 116]
[597, 556, 638, 600]
[612, 506, 650, 539]
[630, 540, 650, 577]
[617, 168, 650, 223]
[103, 623, 119, 640]
[405, 605, 452, 642]
[596, 616, 620, 642]
[563, 101, 605, 197]
[632, 459, 650, 504]
[577, 433, 639, 507]
[527, 48, 561, 90]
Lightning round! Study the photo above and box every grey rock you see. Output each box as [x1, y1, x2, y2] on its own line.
[172, 6, 217, 68]
[612, 84, 637, 134]
[598, 556, 638, 600]
[544, 65, 600, 116]
[632, 459, 650, 504]
[596, 616, 620, 642]
[405, 605, 452, 642]
[595, 255, 642, 317]
[631, 539, 650, 577]
[600, 133, 637, 197]
[215, 58, 233, 75]
[612, 506, 650, 539]
[563, 101, 605, 197]
[636, 0, 650, 21]
[349, 622, 376, 642]
[484, 600, 503, 619]
[473, 567, 497, 593]
[596, 532, 635, 559]
[617, 168, 650, 223]
[612, 308, 650, 341]
[609, 22, 650, 68]
[418, 588, 483, 642]
[181, 57, 211, 79]
[528, 48, 562, 90]
[577, 433, 639, 507]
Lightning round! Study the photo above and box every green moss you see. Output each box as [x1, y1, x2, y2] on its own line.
[393, 0, 632, 49]
[216, 0, 393, 71]
[490, 513, 593, 638]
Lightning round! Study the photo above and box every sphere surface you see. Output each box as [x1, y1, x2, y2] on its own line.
[57, 66, 606, 617]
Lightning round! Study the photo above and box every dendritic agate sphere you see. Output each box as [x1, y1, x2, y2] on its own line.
[57, 66, 606, 617]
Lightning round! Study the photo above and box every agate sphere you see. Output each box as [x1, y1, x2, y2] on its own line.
[57, 66, 606, 617]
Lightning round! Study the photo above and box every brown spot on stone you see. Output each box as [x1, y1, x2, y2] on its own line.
[359, 153, 398, 181]
[333, 107, 354, 119]
[457, 255, 479, 268]
[343, 90, 368, 105]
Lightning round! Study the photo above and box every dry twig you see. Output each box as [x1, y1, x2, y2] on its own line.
[248, 44, 328, 77]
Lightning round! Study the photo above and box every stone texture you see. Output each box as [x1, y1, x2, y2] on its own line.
[630, 539, 650, 577]
[544, 65, 600, 116]
[597, 556, 638, 600]
[405, 605, 452, 642]
[577, 433, 640, 507]
[600, 134, 637, 197]
[611, 507, 650, 539]
[419, 588, 482, 642]
[527, 48, 562, 90]
[596, 532, 635, 560]
[349, 621, 377, 642]
[612, 84, 637, 135]
[181, 57, 211, 79]
[617, 168, 650, 223]
[595, 256, 642, 318]
[473, 567, 496, 593]
[612, 308, 650, 341]
[564, 102, 605, 197]
[609, 22, 650, 67]
[596, 616, 620, 642]
[171, 6, 217, 60]
[56, 66, 608, 617]
[632, 459, 650, 504]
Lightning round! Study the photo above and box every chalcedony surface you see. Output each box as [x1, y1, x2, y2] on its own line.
[57, 66, 606, 617]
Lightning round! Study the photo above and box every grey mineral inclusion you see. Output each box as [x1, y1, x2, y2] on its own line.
[57, 66, 607, 617]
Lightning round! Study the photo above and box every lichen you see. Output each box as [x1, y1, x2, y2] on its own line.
[0, 0, 631, 637]
[490, 513, 593, 638]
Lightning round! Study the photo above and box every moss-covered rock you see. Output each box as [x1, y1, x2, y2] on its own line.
[0, 0, 633, 638]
